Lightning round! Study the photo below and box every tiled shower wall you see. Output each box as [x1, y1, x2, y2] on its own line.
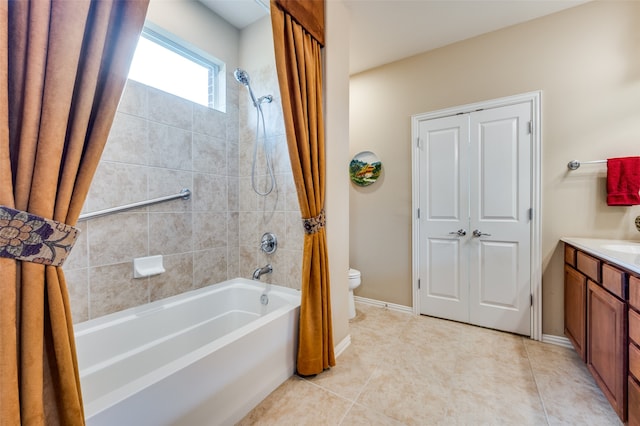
[64, 67, 302, 323]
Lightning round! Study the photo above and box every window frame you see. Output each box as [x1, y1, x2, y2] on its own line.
[129, 24, 225, 111]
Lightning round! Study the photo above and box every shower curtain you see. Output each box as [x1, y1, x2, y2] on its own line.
[270, 0, 335, 376]
[0, 1, 148, 423]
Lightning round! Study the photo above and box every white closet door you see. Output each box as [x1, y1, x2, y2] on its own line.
[468, 103, 531, 335]
[417, 101, 532, 336]
[418, 115, 470, 323]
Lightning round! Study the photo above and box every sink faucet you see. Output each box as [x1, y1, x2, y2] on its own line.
[253, 264, 273, 280]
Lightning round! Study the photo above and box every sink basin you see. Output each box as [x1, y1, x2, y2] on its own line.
[601, 244, 640, 255]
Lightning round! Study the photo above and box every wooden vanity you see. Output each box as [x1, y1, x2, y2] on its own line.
[563, 238, 640, 424]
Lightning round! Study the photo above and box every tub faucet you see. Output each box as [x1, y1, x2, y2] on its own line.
[253, 264, 273, 280]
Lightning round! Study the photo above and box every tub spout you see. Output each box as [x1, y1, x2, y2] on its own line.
[253, 264, 272, 280]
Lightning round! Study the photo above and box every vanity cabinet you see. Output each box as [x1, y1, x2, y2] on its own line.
[564, 243, 627, 421]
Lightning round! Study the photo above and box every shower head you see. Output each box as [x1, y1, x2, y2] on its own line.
[234, 68, 273, 107]
[234, 68, 258, 107]
[233, 68, 250, 87]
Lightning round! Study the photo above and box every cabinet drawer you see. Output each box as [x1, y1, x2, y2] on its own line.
[630, 376, 640, 426]
[603, 263, 625, 299]
[631, 309, 640, 346]
[577, 251, 600, 282]
[632, 276, 640, 311]
[564, 244, 576, 267]
[632, 343, 640, 382]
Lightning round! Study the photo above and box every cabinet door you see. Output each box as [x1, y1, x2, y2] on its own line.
[564, 265, 587, 361]
[587, 280, 627, 421]
[630, 376, 640, 426]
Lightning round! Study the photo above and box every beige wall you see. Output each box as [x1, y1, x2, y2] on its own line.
[146, 0, 239, 66]
[325, 0, 351, 349]
[350, 1, 640, 336]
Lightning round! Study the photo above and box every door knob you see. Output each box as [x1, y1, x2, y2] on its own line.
[472, 229, 492, 237]
[449, 229, 467, 236]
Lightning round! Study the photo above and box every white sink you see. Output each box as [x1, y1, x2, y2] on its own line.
[601, 244, 640, 255]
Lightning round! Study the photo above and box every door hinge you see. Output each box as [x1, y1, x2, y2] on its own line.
[418, 279, 421, 290]
[528, 208, 533, 220]
[527, 121, 532, 135]
[417, 137, 422, 149]
[417, 208, 420, 219]
[530, 294, 533, 307]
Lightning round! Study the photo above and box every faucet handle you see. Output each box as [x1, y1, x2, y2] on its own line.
[260, 233, 277, 254]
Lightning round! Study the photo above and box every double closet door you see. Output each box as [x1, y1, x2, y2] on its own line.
[416, 102, 532, 336]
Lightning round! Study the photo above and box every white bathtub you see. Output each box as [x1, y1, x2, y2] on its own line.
[74, 278, 301, 426]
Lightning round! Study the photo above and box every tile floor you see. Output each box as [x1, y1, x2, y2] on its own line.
[238, 303, 621, 425]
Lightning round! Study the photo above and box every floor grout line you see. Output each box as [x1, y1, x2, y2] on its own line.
[522, 337, 551, 426]
[336, 368, 377, 426]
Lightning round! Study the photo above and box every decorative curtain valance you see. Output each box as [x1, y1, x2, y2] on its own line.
[271, 0, 334, 377]
[273, 0, 324, 46]
[0, 1, 148, 423]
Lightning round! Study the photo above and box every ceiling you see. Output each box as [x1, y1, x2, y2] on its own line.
[199, 0, 589, 74]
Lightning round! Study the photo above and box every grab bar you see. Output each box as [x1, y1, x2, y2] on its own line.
[567, 160, 607, 170]
[78, 188, 191, 221]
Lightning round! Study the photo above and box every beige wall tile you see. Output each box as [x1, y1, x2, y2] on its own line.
[148, 88, 192, 130]
[103, 112, 148, 165]
[86, 162, 148, 212]
[65, 267, 89, 323]
[285, 211, 304, 251]
[193, 173, 228, 212]
[193, 211, 227, 250]
[118, 80, 147, 118]
[88, 213, 148, 267]
[89, 262, 149, 318]
[193, 134, 227, 175]
[193, 248, 227, 288]
[149, 253, 194, 301]
[147, 168, 193, 213]
[64, 221, 88, 271]
[149, 212, 193, 255]
[148, 122, 193, 170]
[193, 103, 227, 139]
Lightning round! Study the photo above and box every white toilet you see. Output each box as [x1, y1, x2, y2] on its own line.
[348, 268, 361, 319]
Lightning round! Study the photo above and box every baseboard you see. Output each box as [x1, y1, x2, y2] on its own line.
[353, 296, 413, 314]
[334, 334, 351, 358]
[541, 334, 573, 349]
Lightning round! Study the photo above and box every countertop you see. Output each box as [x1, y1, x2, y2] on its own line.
[561, 237, 640, 275]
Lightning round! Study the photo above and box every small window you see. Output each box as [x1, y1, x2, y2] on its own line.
[128, 26, 224, 111]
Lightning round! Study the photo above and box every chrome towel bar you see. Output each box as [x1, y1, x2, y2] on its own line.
[567, 160, 607, 170]
[78, 188, 191, 221]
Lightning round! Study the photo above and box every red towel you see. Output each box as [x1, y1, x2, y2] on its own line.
[607, 157, 640, 206]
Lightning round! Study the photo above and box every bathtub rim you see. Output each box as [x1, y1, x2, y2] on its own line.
[74, 278, 300, 336]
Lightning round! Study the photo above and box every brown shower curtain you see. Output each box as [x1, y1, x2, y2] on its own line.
[270, 0, 335, 376]
[0, 1, 148, 424]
